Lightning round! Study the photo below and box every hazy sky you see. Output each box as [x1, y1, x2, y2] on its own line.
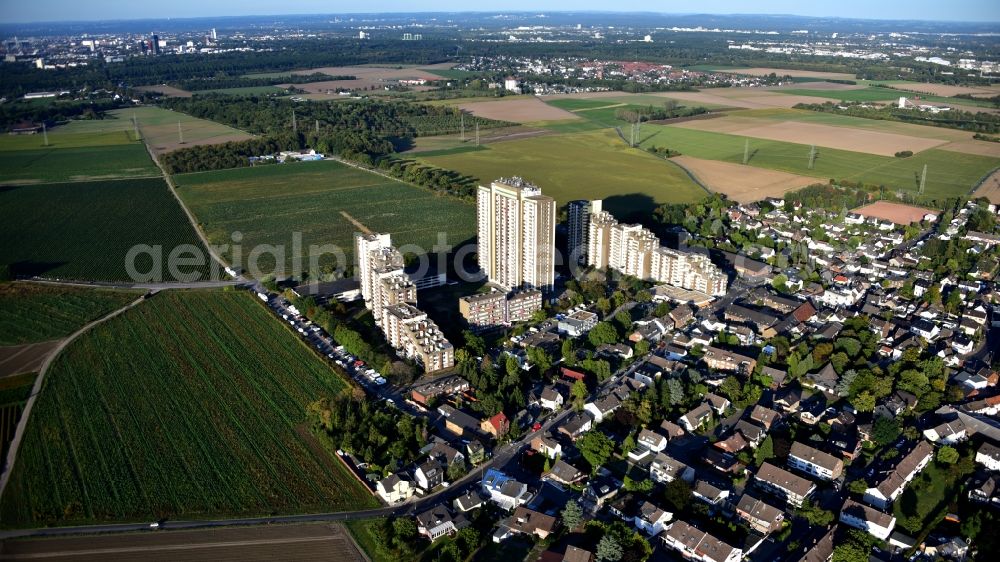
[2, 0, 998, 24]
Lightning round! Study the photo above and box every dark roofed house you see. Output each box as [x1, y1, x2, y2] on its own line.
[547, 459, 586, 485]
[749, 405, 781, 430]
[806, 363, 840, 395]
[735, 494, 785, 534]
[679, 403, 713, 432]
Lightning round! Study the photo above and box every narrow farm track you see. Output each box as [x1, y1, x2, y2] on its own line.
[0, 295, 147, 500]
[140, 130, 241, 283]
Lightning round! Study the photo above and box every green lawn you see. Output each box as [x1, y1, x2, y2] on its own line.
[640, 124, 999, 199]
[420, 128, 707, 215]
[894, 461, 965, 535]
[174, 160, 476, 278]
[0, 290, 373, 528]
[344, 519, 398, 562]
[723, 108, 968, 140]
[0, 283, 140, 345]
[0, 143, 158, 184]
[0, 178, 212, 281]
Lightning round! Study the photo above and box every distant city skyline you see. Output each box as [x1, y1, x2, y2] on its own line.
[2, 0, 999, 24]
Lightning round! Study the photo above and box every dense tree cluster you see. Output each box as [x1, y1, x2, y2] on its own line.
[170, 73, 354, 91]
[794, 100, 1000, 134]
[307, 395, 428, 473]
[0, 97, 124, 130]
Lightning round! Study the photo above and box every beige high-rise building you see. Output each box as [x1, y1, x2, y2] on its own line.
[587, 210, 617, 269]
[477, 178, 556, 291]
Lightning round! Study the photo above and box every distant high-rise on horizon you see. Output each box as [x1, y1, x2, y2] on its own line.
[151, 33, 160, 54]
[477, 178, 556, 291]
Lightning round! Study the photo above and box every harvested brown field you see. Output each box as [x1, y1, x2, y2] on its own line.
[458, 97, 579, 123]
[853, 200, 939, 225]
[282, 65, 445, 93]
[973, 169, 1000, 205]
[939, 139, 1000, 158]
[0, 523, 365, 562]
[671, 155, 817, 203]
[672, 116, 947, 156]
[134, 85, 192, 98]
[728, 121, 946, 156]
[715, 67, 857, 81]
[0, 340, 60, 378]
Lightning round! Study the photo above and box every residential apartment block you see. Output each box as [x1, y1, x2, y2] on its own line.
[754, 462, 816, 507]
[459, 288, 542, 331]
[863, 440, 933, 509]
[840, 499, 896, 540]
[662, 520, 742, 562]
[788, 442, 844, 481]
[477, 178, 556, 291]
[356, 233, 454, 373]
[586, 205, 727, 296]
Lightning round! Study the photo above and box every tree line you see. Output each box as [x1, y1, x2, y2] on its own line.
[169, 72, 354, 91]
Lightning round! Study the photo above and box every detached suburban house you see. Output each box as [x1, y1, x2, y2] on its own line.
[377, 473, 415, 504]
[416, 505, 466, 541]
[493, 507, 557, 543]
[650, 452, 696, 484]
[679, 403, 713, 432]
[634, 501, 673, 536]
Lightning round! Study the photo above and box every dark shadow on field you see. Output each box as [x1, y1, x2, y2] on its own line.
[0, 185, 28, 195]
[746, 148, 759, 164]
[603, 193, 658, 225]
[9, 260, 69, 278]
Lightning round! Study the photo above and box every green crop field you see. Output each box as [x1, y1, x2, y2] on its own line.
[0, 178, 212, 281]
[0, 143, 158, 185]
[0, 290, 373, 527]
[0, 373, 35, 470]
[0, 283, 140, 346]
[420, 129, 706, 215]
[776, 87, 905, 103]
[721, 108, 968, 140]
[174, 160, 476, 277]
[639, 124, 1000, 199]
[195, 86, 286, 96]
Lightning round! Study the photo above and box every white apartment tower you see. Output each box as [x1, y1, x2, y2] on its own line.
[355, 233, 453, 373]
[477, 178, 556, 291]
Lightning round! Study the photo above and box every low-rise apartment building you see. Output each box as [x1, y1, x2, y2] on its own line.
[662, 520, 743, 562]
[863, 441, 933, 509]
[788, 442, 844, 481]
[840, 499, 896, 540]
[754, 462, 816, 507]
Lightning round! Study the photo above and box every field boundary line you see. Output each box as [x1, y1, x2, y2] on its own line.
[664, 156, 713, 196]
[140, 127, 240, 283]
[339, 212, 373, 235]
[970, 165, 1000, 196]
[0, 295, 146, 501]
